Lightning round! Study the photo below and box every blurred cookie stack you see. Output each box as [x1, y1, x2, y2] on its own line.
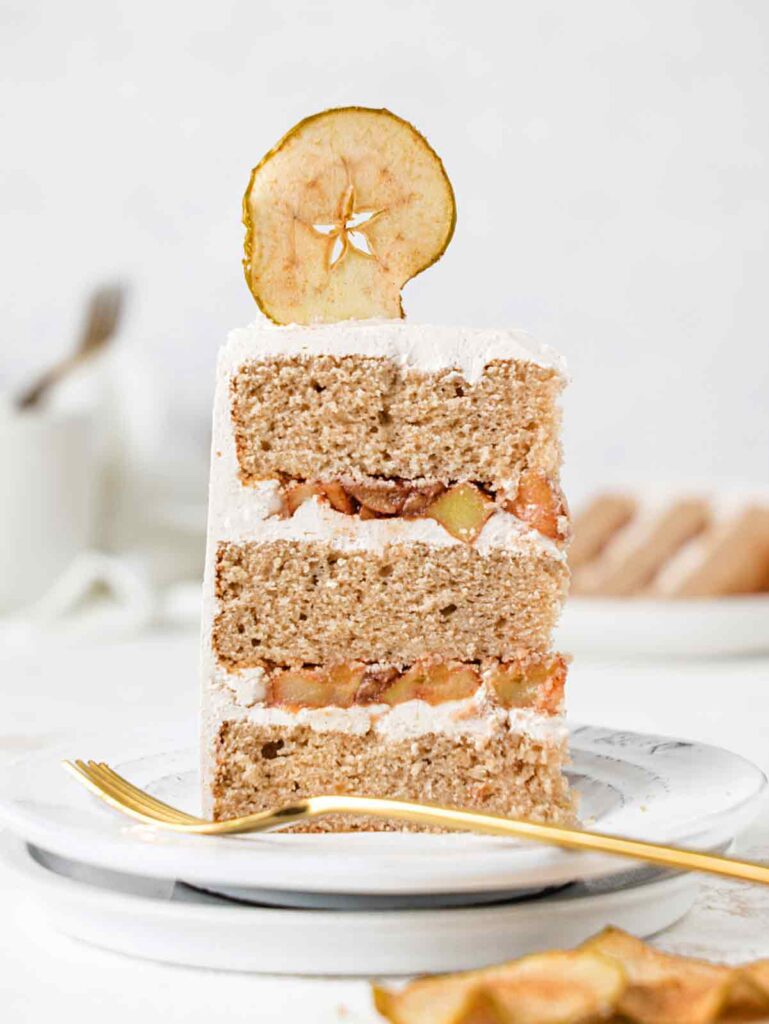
[571, 491, 769, 598]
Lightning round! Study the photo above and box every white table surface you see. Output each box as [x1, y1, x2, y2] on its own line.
[2, 627, 769, 1022]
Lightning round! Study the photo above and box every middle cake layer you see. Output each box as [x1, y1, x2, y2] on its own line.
[213, 538, 568, 667]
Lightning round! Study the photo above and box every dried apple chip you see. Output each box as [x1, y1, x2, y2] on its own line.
[727, 960, 769, 1017]
[373, 971, 483, 1024]
[450, 991, 506, 1024]
[372, 950, 624, 1024]
[480, 951, 625, 1024]
[243, 107, 456, 324]
[583, 927, 732, 1024]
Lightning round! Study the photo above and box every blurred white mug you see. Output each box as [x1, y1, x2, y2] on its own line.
[0, 404, 98, 612]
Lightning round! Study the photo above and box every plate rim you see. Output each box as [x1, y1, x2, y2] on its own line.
[558, 595, 769, 656]
[0, 720, 765, 895]
[5, 836, 698, 922]
[0, 836, 701, 976]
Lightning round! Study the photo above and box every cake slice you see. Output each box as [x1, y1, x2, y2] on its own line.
[201, 320, 574, 829]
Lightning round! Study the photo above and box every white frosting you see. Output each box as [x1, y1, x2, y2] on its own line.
[202, 684, 566, 746]
[223, 318, 567, 384]
[212, 663, 267, 707]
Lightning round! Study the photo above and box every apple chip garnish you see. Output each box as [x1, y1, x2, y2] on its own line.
[372, 950, 624, 1024]
[242, 107, 456, 324]
[373, 928, 769, 1024]
[583, 928, 732, 1024]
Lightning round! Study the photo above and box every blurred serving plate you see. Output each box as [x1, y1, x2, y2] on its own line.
[0, 836, 702, 974]
[0, 721, 764, 908]
[557, 594, 769, 658]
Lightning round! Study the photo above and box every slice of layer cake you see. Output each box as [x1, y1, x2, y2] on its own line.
[201, 320, 574, 829]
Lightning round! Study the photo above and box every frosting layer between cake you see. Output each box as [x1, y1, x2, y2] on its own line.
[208, 480, 566, 558]
[204, 686, 567, 743]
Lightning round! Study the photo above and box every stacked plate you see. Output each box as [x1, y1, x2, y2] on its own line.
[0, 723, 764, 975]
[558, 595, 769, 657]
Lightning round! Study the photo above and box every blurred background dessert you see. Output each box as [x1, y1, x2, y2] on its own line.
[571, 490, 769, 598]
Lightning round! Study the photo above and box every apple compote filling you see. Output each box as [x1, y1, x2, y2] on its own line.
[277, 471, 569, 544]
[243, 654, 567, 713]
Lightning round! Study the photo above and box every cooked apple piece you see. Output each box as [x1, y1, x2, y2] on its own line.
[486, 662, 538, 710]
[583, 928, 732, 1024]
[243, 107, 456, 324]
[267, 669, 327, 709]
[504, 471, 569, 542]
[267, 664, 365, 709]
[380, 660, 479, 706]
[373, 949, 625, 1024]
[283, 481, 323, 516]
[343, 479, 410, 515]
[486, 656, 567, 714]
[321, 481, 357, 515]
[355, 667, 400, 704]
[427, 483, 494, 543]
[326, 663, 367, 702]
[402, 482, 447, 516]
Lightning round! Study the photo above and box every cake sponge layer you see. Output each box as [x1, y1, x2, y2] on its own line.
[231, 355, 562, 486]
[211, 719, 574, 829]
[214, 539, 568, 667]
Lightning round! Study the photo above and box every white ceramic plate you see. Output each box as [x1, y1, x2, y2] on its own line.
[0, 721, 763, 903]
[557, 595, 769, 657]
[2, 837, 700, 975]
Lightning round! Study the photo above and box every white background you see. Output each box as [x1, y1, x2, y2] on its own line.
[2, 0, 768, 498]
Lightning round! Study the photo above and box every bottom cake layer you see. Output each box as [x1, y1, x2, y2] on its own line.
[209, 717, 575, 831]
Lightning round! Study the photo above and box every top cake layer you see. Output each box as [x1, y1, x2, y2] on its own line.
[225, 320, 566, 488]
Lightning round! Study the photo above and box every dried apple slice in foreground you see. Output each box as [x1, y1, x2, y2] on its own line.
[243, 107, 456, 324]
[372, 949, 624, 1024]
[582, 927, 732, 1024]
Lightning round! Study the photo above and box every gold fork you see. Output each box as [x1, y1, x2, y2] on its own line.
[63, 759, 769, 886]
